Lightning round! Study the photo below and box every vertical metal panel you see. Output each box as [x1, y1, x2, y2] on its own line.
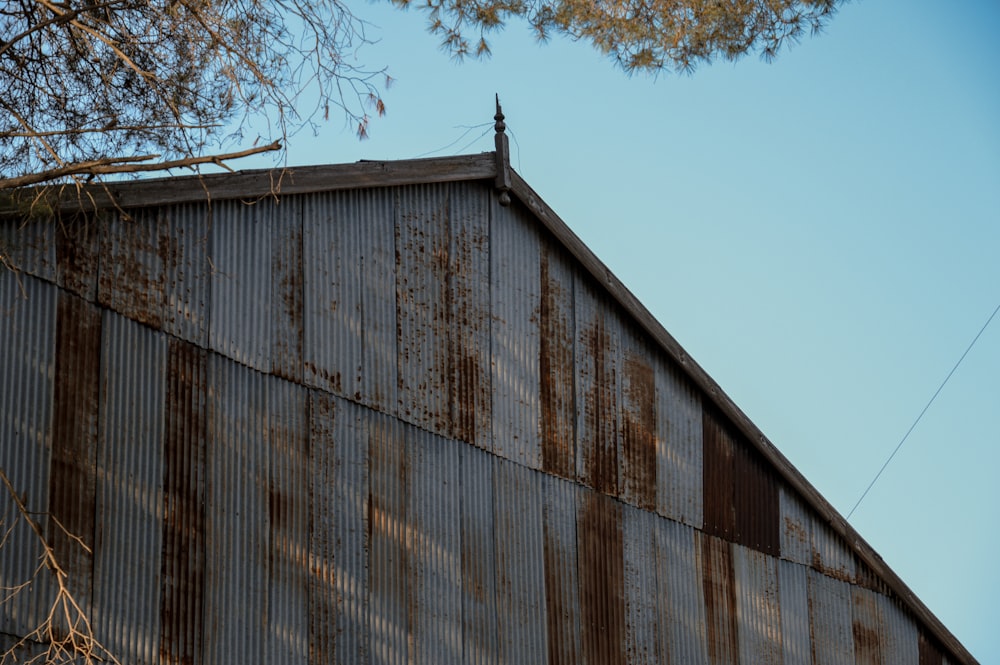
[204, 353, 269, 665]
[303, 191, 362, 397]
[622, 505, 659, 665]
[395, 184, 451, 436]
[99, 209, 164, 329]
[541, 474, 582, 665]
[777, 559, 812, 665]
[807, 568, 855, 665]
[811, 517, 856, 583]
[493, 458, 548, 663]
[779, 486, 813, 566]
[619, 324, 657, 512]
[919, 632, 945, 665]
[0, 272, 56, 637]
[409, 427, 463, 664]
[539, 240, 576, 480]
[851, 585, 884, 665]
[655, 355, 703, 528]
[161, 204, 211, 347]
[267, 378, 309, 665]
[702, 406, 736, 542]
[490, 198, 541, 469]
[48, 291, 101, 618]
[459, 445, 499, 665]
[209, 199, 273, 372]
[577, 490, 625, 665]
[696, 532, 739, 665]
[0, 217, 56, 282]
[93, 310, 167, 665]
[270, 199, 304, 383]
[575, 278, 621, 496]
[367, 408, 409, 665]
[161, 338, 207, 665]
[56, 213, 101, 301]
[358, 188, 399, 414]
[655, 516, 709, 664]
[879, 594, 919, 665]
[733, 544, 782, 665]
[445, 183, 491, 450]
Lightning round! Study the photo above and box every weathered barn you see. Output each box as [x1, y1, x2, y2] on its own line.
[0, 121, 978, 664]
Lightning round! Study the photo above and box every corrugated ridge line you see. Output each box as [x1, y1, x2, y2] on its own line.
[270, 197, 304, 383]
[357, 188, 399, 415]
[94, 310, 166, 665]
[409, 426, 463, 664]
[267, 378, 309, 665]
[209, 200, 272, 372]
[807, 568, 855, 665]
[0, 217, 55, 282]
[458, 444, 499, 665]
[697, 532, 738, 665]
[161, 338, 207, 665]
[880, 593, 919, 665]
[366, 407, 408, 665]
[98, 209, 164, 329]
[493, 457, 548, 662]
[0, 273, 56, 638]
[574, 278, 621, 497]
[654, 353, 703, 529]
[48, 291, 100, 626]
[655, 516, 708, 663]
[538, 238, 576, 481]
[577, 490, 625, 665]
[489, 198, 541, 469]
[850, 584, 884, 665]
[622, 504, 658, 664]
[162, 203, 212, 347]
[395, 183, 452, 438]
[541, 474, 582, 665]
[205, 353, 269, 665]
[619, 324, 657, 513]
[733, 544, 782, 665]
[777, 559, 811, 665]
[446, 183, 491, 451]
[331, 396, 370, 664]
[303, 191, 362, 398]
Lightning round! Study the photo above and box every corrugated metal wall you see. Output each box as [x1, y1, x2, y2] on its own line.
[0, 177, 961, 664]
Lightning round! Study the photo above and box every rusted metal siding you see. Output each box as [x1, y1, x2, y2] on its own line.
[541, 474, 582, 665]
[655, 354, 703, 528]
[655, 516, 709, 663]
[733, 544, 782, 665]
[808, 568, 856, 665]
[55, 213, 101, 301]
[879, 594, 919, 665]
[99, 210, 164, 329]
[697, 532, 739, 665]
[93, 310, 167, 665]
[577, 490, 625, 665]
[0, 272, 56, 637]
[270, 203, 304, 383]
[778, 559, 812, 665]
[0, 217, 56, 283]
[459, 444, 499, 665]
[620, 324, 658, 513]
[622, 504, 659, 665]
[161, 204, 212, 347]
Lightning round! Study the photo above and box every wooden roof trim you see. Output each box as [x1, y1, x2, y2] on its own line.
[0, 153, 495, 215]
[508, 168, 977, 665]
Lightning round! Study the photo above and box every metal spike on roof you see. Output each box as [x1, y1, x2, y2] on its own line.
[494, 94, 511, 206]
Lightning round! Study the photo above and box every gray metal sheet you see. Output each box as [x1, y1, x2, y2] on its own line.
[409, 426, 463, 664]
[808, 568, 855, 665]
[366, 408, 409, 665]
[811, 516, 857, 583]
[270, 199, 304, 383]
[619, 324, 658, 512]
[574, 278, 622, 497]
[733, 544, 782, 665]
[850, 585, 883, 665]
[696, 532, 739, 665]
[459, 444, 499, 665]
[93, 310, 167, 664]
[98, 209, 164, 329]
[655, 354, 703, 528]
[538, 240, 576, 480]
[777, 559, 812, 665]
[622, 504, 659, 665]
[161, 203, 212, 347]
[303, 191, 363, 398]
[779, 486, 813, 566]
[493, 458, 548, 662]
[541, 474, 582, 665]
[0, 217, 56, 283]
[879, 593, 919, 665]
[267, 378, 309, 665]
[204, 353, 269, 665]
[655, 516, 709, 664]
[577, 490, 625, 665]
[209, 199, 273, 372]
[0, 272, 56, 638]
[490, 197, 541, 468]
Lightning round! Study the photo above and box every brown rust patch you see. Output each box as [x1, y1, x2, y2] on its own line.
[702, 407, 736, 540]
[271, 216, 304, 382]
[577, 491, 625, 665]
[698, 532, 738, 665]
[621, 350, 656, 511]
[55, 214, 100, 299]
[580, 312, 619, 496]
[539, 246, 575, 480]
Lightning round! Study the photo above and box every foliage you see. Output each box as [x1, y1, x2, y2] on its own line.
[1, 0, 842, 189]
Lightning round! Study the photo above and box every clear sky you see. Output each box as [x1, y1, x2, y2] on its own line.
[233, 1, 1000, 660]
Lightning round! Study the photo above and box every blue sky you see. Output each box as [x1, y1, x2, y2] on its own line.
[234, 1, 1000, 660]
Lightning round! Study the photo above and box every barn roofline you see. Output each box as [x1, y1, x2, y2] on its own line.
[2, 152, 976, 663]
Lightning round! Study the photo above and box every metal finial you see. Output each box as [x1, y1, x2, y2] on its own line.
[494, 94, 511, 206]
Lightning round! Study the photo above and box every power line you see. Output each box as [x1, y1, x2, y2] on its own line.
[846, 300, 1000, 520]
